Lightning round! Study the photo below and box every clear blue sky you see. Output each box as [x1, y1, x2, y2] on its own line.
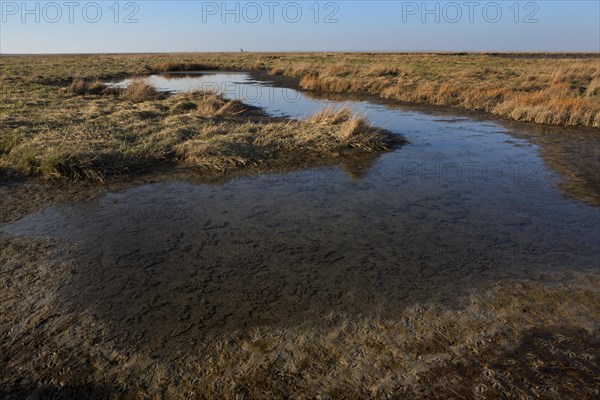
[1, 1, 599, 53]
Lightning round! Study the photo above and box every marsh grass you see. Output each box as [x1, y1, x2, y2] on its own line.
[307, 107, 389, 150]
[0, 75, 393, 181]
[66, 77, 108, 95]
[154, 62, 216, 72]
[3, 53, 599, 129]
[173, 107, 390, 173]
[120, 80, 164, 102]
[269, 55, 600, 127]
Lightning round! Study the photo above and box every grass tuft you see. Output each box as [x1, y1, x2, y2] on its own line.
[154, 62, 215, 72]
[66, 78, 108, 95]
[121, 80, 162, 102]
[306, 107, 354, 125]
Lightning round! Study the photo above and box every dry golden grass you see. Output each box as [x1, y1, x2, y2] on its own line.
[154, 62, 215, 72]
[269, 62, 314, 77]
[173, 107, 389, 173]
[0, 75, 392, 181]
[270, 54, 600, 127]
[0, 55, 403, 182]
[366, 65, 402, 77]
[120, 80, 163, 102]
[66, 77, 108, 95]
[3, 53, 599, 128]
[66, 78, 162, 102]
[307, 107, 387, 150]
[586, 76, 600, 97]
[301, 70, 600, 127]
[492, 86, 600, 126]
[307, 107, 355, 125]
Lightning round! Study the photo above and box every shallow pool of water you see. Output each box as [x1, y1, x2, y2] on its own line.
[2, 72, 598, 349]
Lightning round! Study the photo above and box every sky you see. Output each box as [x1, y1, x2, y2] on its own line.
[1, 1, 599, 53]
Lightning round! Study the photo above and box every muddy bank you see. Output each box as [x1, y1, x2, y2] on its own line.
[1, 232, 598, 398]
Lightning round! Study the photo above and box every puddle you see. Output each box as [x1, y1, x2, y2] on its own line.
[3, 72, 599, 353]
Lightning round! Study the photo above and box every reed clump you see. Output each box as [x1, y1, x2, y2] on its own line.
[174, 107, 391, 173]
[66, 77, 109, 95]
[154, 62, 215, 72]
[120, 80, 163, 102]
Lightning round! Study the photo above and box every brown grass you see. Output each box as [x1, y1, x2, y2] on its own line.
[276, 55, 600, 127]
[586, 76, 600, 97]
[307, 107, 388, 150]
[3, 53, 599, 127]
[0, 77, 393, 181]
[66, 77, 109, 95]
[154, 62, 216, 72]
[173, 107, 390, 173]
[120, 80, 162, 102]
[366, 65, 402, 77]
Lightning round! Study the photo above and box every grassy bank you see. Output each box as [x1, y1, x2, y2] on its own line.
[1, 71, 393, 181]
[287, 54, 600, 127]
[2, 53, 598, 180]
[3, 52, 599, 128]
